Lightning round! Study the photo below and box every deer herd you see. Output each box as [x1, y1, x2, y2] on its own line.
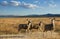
[18, 18, 56, 32]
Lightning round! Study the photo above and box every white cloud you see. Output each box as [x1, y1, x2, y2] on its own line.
[0, 1, 39, 9]
[0, 1, 8, 6]
[48, 3, 57, 8]
[44, 0, 57, 8]
[48, 0, 56, 7]
[50, 0, 55, 4]
[34, 1, 39, 3]
[33, 0, 40, 5]
[27, 4, 39, 9]
[22, 2, 39, 9]
[10, 1, 21, 6]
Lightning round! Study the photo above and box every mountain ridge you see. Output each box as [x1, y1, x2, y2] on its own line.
[0, 14, 60, 17]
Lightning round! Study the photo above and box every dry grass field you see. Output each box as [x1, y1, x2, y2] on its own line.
[0, 17, 60, 39]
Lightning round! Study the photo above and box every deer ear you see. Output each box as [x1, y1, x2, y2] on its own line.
[49, 17, 55, 20]
[49, 18, 52, 20]
[40, 21, 41, 23]
[26, 19, 28, 21]
[49, 17, 52, 19]
[53, 18, 55, 19]
[51, 18, 55, 20]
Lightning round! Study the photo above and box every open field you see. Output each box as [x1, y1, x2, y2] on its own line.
[0, 31, 60, 39]
[0, 17, 60, 39]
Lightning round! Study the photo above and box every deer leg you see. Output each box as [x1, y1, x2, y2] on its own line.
[18, 28, 20, 32]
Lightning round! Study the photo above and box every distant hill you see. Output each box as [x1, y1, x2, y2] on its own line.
[22, 14, 60, 17]
[0, 14, 60, 18]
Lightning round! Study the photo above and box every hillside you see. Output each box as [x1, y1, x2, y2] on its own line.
[0, 14, 60, 17]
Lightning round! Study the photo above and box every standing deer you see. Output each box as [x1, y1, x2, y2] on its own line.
[40, 18, 56, 38]
[44, 18, 55, 32]
[18, 19, 32, 32]
[29, 21, 43, 31]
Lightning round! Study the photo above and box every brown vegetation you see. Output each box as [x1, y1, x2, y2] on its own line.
[0, 17, 60, 39]
[0, 17, 60, 34]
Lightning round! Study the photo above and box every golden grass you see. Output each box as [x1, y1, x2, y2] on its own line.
[0, 17, 60, 39]
[0, 17, 60, 34]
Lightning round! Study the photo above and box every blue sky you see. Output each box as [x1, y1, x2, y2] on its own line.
[0, 0, 60, 16]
